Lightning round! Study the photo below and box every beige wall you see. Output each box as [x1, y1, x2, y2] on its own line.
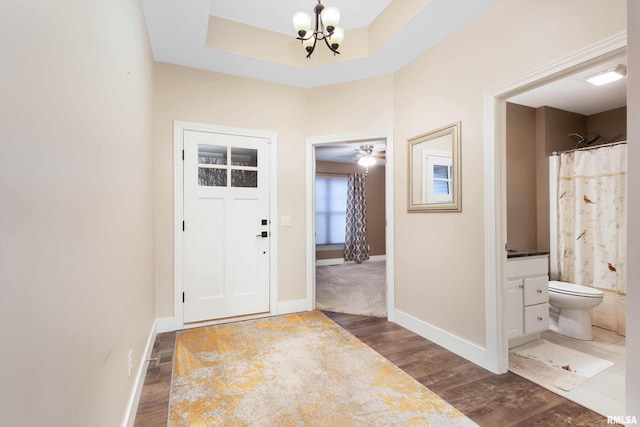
[587, 106, 627, 143]
[306, 76, 395, 136]
[153, 70, 394, 316]
[393, 0, 626, 347]
[153, 64, 308, 310]
[315, 161, 386, 260]
[625, 0, 639, 415]
[506, 103, 538, 249]
[0, 0, 155, 426]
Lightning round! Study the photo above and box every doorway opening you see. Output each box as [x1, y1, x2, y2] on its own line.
[305, 131, 395, 320]
[484, 32, 627, 416]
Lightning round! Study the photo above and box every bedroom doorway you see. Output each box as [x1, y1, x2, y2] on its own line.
[305, 131, 395, 320]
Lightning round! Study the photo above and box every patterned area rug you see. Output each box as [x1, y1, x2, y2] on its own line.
[169, 311, 476, 426]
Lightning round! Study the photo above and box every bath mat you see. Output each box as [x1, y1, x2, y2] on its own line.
[509, 339, 614, 391]
[168, 311, 477, 426]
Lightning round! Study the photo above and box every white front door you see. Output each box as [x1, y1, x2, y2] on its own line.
[183, 130, 270, 323]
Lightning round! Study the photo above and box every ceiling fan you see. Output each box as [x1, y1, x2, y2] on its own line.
[355, 144, 386, 163]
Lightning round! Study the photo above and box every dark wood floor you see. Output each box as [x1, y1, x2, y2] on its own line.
[134, 311, 613, 426]
[134, 330, 176, 427]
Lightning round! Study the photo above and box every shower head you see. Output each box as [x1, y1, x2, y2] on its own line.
[569, 133, 601, 148]
[569, 133, 585, 143]
[584, 134, 601, 146]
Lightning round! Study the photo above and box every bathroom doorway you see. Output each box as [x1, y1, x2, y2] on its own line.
[492, 40, 628, 416]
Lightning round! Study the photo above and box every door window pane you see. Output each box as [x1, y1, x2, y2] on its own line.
[199, 168, 227, 187]
[433, 165, 450, 179]
[231, 147, 258, 167]
[433, 165, 451, 195]
[433, 180, 450, 195]
[231, 170, 258, 188]
[199, 145, 227, 165]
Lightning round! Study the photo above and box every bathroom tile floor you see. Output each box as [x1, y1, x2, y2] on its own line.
[538, 327, 626, 418]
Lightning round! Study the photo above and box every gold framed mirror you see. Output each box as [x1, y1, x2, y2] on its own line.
[408, 122, 461, 212]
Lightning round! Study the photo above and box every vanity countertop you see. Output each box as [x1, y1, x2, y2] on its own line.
[506, 249, 550, 259]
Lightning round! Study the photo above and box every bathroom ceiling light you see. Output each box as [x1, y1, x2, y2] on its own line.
[583, 64, 627, 86]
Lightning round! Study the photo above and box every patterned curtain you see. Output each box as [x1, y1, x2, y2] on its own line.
[344, 173, 369, 263]
[556, 144, 627, 335]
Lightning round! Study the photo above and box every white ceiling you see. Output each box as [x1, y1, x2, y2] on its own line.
[142, 0, 498, 88]
[508, 53, 627, 116]
[209, 0, 393, 36]
[316, 141, 387, 163]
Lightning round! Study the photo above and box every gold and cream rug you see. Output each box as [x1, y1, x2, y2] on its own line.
[169, 311, 476, 426]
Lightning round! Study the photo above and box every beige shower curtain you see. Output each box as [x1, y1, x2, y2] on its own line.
[556, 143, 627, 335]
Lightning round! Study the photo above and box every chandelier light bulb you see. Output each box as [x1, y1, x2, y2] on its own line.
[329, 26, 344, 49]
[320, 6, 340, 32]
[292, 11, 312, 37]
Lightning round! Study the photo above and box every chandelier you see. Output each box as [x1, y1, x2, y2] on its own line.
[292, 1, 345, 58]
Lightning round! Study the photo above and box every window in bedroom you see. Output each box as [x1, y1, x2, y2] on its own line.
[315, 175, 348, 247]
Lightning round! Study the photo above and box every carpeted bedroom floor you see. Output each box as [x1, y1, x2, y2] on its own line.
[315, 261, 386, 317]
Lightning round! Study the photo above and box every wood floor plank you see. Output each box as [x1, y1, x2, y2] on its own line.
[134, 312, 615, 426]
[324, 311, 613, 426]
[134, 331, 176, 427]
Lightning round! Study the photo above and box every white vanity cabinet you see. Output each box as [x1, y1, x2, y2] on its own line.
[506, 255, 549, 347]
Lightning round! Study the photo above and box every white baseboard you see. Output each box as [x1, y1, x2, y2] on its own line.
[155, 317, 175, 333]
[122, 319, 157, 427]
[316, 255, 387, 266]
[277, 299, 309, 315]
[393, 309, 487, 369]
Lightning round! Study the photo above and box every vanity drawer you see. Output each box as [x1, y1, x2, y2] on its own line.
[506, 256, 548, 278]
[524, 276, 548, 306]
[524, 303, 549, 334]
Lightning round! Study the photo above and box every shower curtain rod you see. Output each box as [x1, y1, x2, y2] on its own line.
[551, 140, 627, 156]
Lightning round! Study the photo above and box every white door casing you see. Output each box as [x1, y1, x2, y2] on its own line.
[305, 131, 395, 320]
[174, 122, 278, 329]
[483, 32, 626, 373]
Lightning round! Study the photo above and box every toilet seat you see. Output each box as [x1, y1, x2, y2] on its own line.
[549, 280, 603, 298]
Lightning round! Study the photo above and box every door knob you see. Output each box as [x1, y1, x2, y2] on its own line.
[256, 231, 268, 238]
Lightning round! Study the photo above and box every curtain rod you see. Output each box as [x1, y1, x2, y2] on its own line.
[551, 140, 627, 156]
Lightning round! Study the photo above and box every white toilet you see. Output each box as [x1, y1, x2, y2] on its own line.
[548, 280, 604, 340]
